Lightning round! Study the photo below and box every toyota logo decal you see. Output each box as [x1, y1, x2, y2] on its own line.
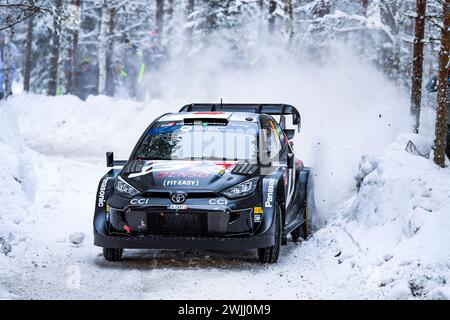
[171, 193, 186, 204]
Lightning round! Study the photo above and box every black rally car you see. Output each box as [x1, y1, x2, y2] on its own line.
[94, 104, 311, 263]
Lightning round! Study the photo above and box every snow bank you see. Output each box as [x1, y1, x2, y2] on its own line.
[0, 105, 32, 240]
[303, 133, 450, 299]
[6, 94, 159, 159]
[0, 104, 34, 299]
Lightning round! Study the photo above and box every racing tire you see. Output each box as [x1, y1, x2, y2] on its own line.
[258, 204, 282, 264]
[103, 247, 123, 261]
[291, 206, 309, 243]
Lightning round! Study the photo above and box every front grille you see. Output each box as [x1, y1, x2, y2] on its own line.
[147, 211, 208, 236]
[124, 209, 228, 237]
[139, 191, 170, 198]
[122, 208, 253, 237]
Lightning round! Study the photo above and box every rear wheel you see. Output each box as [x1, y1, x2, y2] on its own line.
[102, 247, 123, 261]
[291, 206, 309, 242]
[258, 204, 282, 263]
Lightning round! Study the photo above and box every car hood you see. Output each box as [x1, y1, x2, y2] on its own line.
[120, 160, 258, 193]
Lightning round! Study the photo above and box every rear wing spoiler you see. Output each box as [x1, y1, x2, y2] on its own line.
[179, 103, 301, 132]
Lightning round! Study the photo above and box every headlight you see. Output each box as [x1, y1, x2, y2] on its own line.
[221, 177, 258, 199]
[114, 176, 140, 197]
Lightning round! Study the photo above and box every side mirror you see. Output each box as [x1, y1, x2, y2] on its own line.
[106, 152, 114, 167]
[106, 152, 127, 167]
[283, 129, 295, 140]
[287, 153, 294, 169]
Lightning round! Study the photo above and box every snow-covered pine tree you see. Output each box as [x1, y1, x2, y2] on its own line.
[433, 0, 449, 167]
[410, 0, 427, 133]
[23, 0, 35, 92]
[98, 0, 108, 95]
[48, 0, 63, 96]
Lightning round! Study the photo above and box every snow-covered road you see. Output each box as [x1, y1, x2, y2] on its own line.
[3, 150, 357, 299]
[0, 94, 380, 299]
[2, 95, 449, 300]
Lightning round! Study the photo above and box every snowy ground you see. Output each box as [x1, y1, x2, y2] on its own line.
[1, 49, 450, 299]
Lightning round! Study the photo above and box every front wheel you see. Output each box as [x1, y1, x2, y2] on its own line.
[258, 204, 282, 263]
[102, 247, 123, 261]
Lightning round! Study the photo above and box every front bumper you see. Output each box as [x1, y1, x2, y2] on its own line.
[94, 207, 275, 249]
[93, 229, 275, 250]
[94, 192, 276, 250]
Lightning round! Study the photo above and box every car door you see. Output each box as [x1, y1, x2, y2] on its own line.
[265, 118, 296, 223]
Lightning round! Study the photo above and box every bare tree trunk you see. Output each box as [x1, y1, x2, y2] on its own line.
[23, 2, 34, 92]
[268, 0, 277, 34]
[156, 0, 164, 35]
[186, 0, 194, 47]
[106, 6, 116, 96]
[167, 0, 174, 36]
[410, 0, 427, 133]
[258, 0, 264, 41]
[433, 0, 449, 167]
[108, 7, 116, 53]
[3, 32, 11, 99]
[284, 0, 294, 43]
[362, 0, 369, 16]
[392, 27, 401, 83]
[69, 0, 80, 94]
[48, 0, 62, 96]
[168, 0, 174, 20]
[98, 1, 108, 95]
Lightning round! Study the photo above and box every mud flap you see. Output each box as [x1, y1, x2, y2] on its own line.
[298, 168, 310, 206]
[306, 167, 317, 231]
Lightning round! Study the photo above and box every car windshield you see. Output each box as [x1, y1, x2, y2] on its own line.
[133, 120, 259, 161]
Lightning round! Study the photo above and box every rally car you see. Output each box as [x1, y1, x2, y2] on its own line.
[93, 103, 311, 263]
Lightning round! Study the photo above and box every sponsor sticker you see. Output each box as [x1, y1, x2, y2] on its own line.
[180, 125, 192, 132]
[160, 121, 176, 127]
[265, 178, 276, 208]
[254, 206, 263, 214]
[97, 177, 110, 207]
[208, 198, 228, 205]
[157, 171, 209, 178]
[254, 214, 262, 222]
[167, 204, 188, 210]
[130, 198, 151, 205]
[163, 179, 199, 187]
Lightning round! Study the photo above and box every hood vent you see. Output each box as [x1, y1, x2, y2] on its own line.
[232, 163, 258, 175]
[122, 160, 147, 174]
